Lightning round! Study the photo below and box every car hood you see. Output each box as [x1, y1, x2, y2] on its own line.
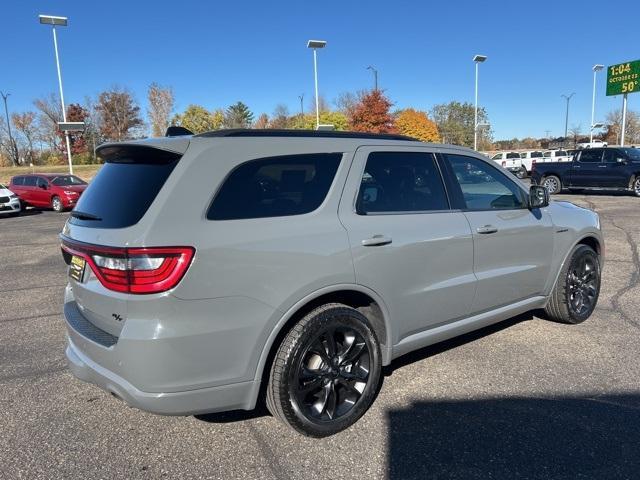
[0, 187, 15, 197]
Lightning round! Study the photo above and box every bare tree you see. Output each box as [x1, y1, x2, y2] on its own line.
[33, 93, 63, 152]
[147, 83, 175, 137]
[12, 112, 38, 164]
[269, 104, 290, 128]
[568, 124, 582, 148]
[0, 116, 19, 166]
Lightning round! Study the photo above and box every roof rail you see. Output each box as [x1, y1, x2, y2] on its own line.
[193, 129, 419, 141]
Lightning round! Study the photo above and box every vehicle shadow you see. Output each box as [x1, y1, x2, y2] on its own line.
[386, 393, 640, 479]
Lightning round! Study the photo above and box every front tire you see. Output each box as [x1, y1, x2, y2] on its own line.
[266, 304, 382, 437]
[51, 195, 64, 212]
[632, 177, 640, 197]
[542, 175, 562, 195]
[544, 245, 600, 324]
[515, 167, 527, 179]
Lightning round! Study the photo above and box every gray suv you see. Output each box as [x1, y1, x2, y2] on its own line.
[61, 130, 603, 437]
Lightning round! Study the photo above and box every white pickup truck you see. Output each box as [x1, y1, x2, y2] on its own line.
[542, 149, 572, 163]
[491, 151, 527, 178]
[577, 139, 608, 149]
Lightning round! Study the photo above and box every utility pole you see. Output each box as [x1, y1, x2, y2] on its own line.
[544, 130, 551, 139]
[367, 66, 378, 91]
[298, 94, 304, 116]
[1, 91, 18, 166]
[561, 93, 575, 148]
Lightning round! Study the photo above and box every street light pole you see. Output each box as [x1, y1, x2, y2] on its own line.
[298, 94, 304, 116]
[473, 55, 487, 151]
[561, 93, 575, 147]
[307, 40, 326, 130]
[590, 64, 604, 143]
[367, 65, 378, 91]
[39, 15, 74, 174]
[0, 91, 18, 165]
[621, 93, 628, 146]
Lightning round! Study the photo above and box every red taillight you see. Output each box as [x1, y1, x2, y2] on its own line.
[61, 237, 194, 294]
[532, 159, 537, 170]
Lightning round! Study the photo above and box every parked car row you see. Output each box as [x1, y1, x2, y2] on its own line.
[0, 173, 88, 217]
[490, 150, 572, 178]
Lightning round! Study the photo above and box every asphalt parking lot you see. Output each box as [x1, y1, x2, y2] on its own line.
[1, 192, 639, 480]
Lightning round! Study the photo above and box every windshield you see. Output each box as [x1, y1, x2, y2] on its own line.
[0, 183, 7, 190]
[622, 148, 640, 161]
[52, 175, 87, 186]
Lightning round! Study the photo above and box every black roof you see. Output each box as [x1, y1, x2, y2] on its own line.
[193, 129, 419, 142]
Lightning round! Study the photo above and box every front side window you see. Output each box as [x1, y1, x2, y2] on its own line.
[543, 152, 551, 158]
[491, 153, 503, 160]
[621, 148, 640, 161]
[579, 150, 603, 163]
[208, 153, 342, 220]
[36, 178, 48, 188]
[356, 151, 448, 214]
[444, 154, 526, 211]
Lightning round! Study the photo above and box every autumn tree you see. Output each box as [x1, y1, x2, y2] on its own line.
[147, 83, 175, 137]
[171, 105, 223, 133]
[348, 90, 396, 133]
[224, 102, 254, 128]
[12, 111, 38, 164]
[96, 87, 143, 141]
[254, 113, 269, 129]
[64, 104, 89, 155]
[431, 101, 492, 148]
[605, 108, 640, 144]
[395, 109, 440, 142]
[0, 116, 19, 166]
[290, 111, 348, 131]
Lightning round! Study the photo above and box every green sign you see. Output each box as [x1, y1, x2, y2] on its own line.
[607, 60, 640, 96]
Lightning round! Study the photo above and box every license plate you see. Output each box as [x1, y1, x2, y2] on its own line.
[69, 255, 86, 282]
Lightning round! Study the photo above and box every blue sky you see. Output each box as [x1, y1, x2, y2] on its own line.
[2, 0, 638, 139]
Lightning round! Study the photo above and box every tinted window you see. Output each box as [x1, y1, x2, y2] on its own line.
[36, 177, 48, 188]
[23, 176, 37, 187]
[556, 151, 568, 156]
[531, 151, 543, 158]
[603, 150, 619, 163]
[445, 154, 526, 211]
[507, 152, 521, 159]
[208, 153, 342, 220]
[579, 150, 603, 163]
[69, 146, 181, 229]
[543, 152, 551, 158]
[11, 177, 23, 186]
[491, 153, 502, 160]
[356, 152, 448, 214]
[52, 175, 87, 186]
[621, 148, 640, 161]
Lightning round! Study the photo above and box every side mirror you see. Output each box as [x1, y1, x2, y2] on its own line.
[616, 157, 627, 164]
[529, 185, 549, 209]
[39, 183, 48, 190]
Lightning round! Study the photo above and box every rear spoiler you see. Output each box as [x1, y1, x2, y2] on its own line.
[96, 137, 190, 157]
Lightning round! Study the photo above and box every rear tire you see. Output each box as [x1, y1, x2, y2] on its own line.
[51, 195, 64, 212]
[267, 303, 381, 437]
[542, 175, 562, 195]
[515, 167, 527, 179]
[632, 177, 640, 197]
[544, 245, 600, 324]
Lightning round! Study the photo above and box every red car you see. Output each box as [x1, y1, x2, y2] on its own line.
[9, 173, 88, 212]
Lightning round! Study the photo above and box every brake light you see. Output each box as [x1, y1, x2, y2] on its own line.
[532, 159, 536, 170]
[61, 237, 194, 294]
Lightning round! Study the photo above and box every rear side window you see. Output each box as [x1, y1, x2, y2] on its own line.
[356, 151, 448, 214]
[12, 177, 24, 186]
[23, 177, 37, 186]
[69, 146, 181, 228]
[208, 153, 342, 220]
[579, 150, 603, 163]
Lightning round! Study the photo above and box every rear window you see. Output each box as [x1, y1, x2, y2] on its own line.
[69, 145, 181, 228]
[52, 175, 87, 186]
[208, 153, 342, 220]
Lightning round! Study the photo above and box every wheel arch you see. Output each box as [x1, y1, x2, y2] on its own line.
[252, 284, 393, 403]
[546, 233, 603, 297]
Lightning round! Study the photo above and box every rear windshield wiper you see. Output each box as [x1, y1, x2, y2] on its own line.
[70, 210, 102, 221]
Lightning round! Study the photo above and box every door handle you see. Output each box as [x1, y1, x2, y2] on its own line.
[361, 235, 393, 247]
[476, 225, 498, 234]
[598, 165, 607, 168]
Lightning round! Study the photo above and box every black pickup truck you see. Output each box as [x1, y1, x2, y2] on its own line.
[531, 147, 640, 196]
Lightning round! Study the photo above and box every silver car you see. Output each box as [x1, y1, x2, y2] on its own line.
[61, 130, 603, 437]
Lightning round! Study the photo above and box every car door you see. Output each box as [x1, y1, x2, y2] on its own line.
[440, 153, 554, 313]
[569, 149, 604, 187]
[338, 146, 476, 344]
[33, 177, 51, 206]
[601, 149, 630, 187]
[21, 176, 38, 204]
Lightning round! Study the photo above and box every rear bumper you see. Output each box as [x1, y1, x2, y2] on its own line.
[66, 336, 258, 415]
